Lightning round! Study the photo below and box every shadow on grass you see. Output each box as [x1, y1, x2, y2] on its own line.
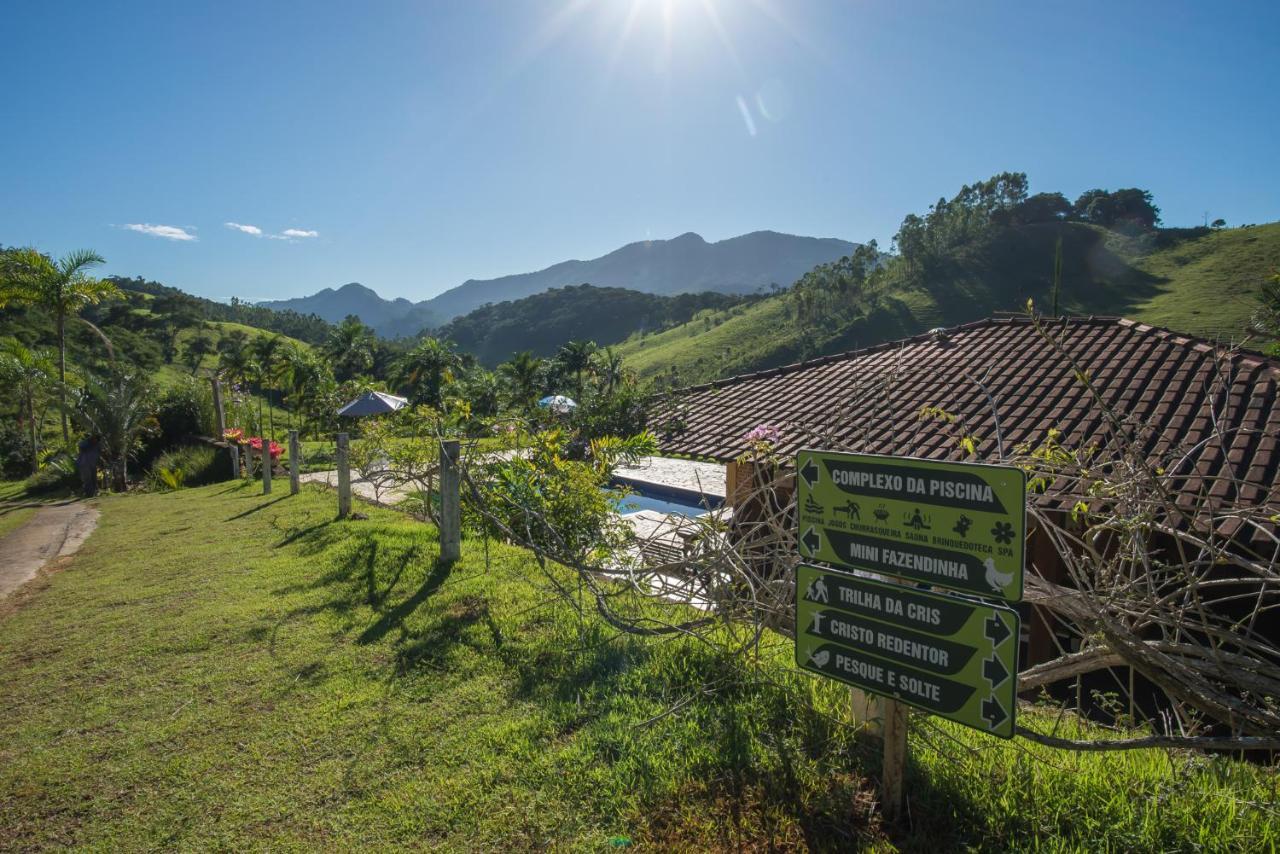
[259, 508, 1009, 846]
[358, 556, 453, 645]
[226, 494, 292, 520]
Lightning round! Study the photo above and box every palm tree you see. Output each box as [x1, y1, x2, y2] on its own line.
[0, 339, 57, 474]
[593, 346, 627, 394]
[555, 340, 597, 399]
[280, 346, 323, 434]
[499, 351, 543, 411]
[252, 334, 285, 436]
[324, 316, 375, 381]
[183, 333, 216, 375]
[0, 249, 121, 443]
[71, 367, 155, 491]
[394, 337, 463, 408]
[217, 336, 260, 433]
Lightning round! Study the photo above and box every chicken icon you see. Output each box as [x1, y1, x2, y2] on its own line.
[984, 557, 1014, 593]
[808, 649, 830, 668]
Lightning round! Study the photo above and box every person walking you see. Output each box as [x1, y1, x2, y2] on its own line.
[76, 434, 101, 497]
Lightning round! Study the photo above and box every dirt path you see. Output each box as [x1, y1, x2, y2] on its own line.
[0, 501, 100, 600]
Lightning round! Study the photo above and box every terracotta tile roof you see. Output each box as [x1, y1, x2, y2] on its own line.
[650, 316, 1280, 518]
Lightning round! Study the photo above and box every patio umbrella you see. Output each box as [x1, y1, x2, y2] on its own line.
[337, 391, 409, 418]
[537, 394, 577, 414]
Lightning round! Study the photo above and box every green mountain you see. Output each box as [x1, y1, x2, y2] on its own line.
[260, 230, 858, 336]
[0, 274, 323, 391]
[618, 220, 1280, 385]
[437, 283, 759, 365]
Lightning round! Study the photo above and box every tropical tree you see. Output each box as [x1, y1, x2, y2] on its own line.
[499, 350, 543, 412]
[593, 346, 627, 394]
[555, 340, 597, 399]
[0, 339, 58, 474]
[183, 333, 216, 375]
[394, 337, 463, 408]
[216, 335, 261, 433]
[71, 367, 156, 491]
[325, 316, 375, 381]
[252, 334, 286, 436]
[0, 249, 122, 443]
[280, 345, 332, 434]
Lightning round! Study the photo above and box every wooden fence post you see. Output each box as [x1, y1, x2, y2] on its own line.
[336, 432, 351, 519]
[289, 430, 300, 495]
[880, 699, 908, 822]
[211, 376, 240, 478]
[261, 446, 272, 495]
[850, 688, 883, 736]
[439, 439, 461, 564]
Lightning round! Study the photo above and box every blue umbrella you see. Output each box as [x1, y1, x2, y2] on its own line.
[337, 391, 409, 418]
[537, 394, 577, 414]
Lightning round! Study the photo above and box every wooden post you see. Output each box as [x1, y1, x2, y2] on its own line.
[261, 446, 272, 494]
[336, 432, 351, 519]
[289, 430, 300, 495]
[211, 377, 239, 478]
[881, 699, 908, 822]
[439, 439, 461, 564]
[850, 687, 883, 736]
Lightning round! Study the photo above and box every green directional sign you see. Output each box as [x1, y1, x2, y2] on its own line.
[795, 564, 1020, 737]
[796, 449, 1026, 602]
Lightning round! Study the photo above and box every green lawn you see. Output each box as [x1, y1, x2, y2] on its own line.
[0, 505, 35, 540]
[0, 484, 1275, 849]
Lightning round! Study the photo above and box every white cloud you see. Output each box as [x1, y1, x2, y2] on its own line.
[123, 223, 197, 241]
[280, 228, 318, 238]
[225, 222, 263, 236]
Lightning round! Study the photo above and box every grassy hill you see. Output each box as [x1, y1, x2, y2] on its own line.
[1, 482, 1274, 848]
[438, 283, 758, 365]
[618, 221, 1280, 384]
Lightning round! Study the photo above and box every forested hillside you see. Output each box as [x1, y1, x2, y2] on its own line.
[618, 175, 1280, 386]
[437, 284, 759, 365]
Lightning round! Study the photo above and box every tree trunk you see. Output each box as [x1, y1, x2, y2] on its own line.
[57, 312, 68, 445]
[26, 391, 38, 475]
[111, 455, 127, 493]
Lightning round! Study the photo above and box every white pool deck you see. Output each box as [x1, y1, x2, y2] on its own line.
[612, 456, 726, 498]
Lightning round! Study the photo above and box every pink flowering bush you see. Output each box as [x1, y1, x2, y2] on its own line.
[247, 436, 283, 460]
[738, 423, 782, 464]
[743, 424, 781, 444]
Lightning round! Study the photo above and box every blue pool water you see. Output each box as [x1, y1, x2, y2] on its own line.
[610, 482, 722, 517]
[615, 492, 710, 516]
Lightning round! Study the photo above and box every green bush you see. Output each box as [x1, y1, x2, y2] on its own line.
[148, 379, 215, 454]
[145, 445, 221, 491]
[0, 420, 34, 479]
[24, 454, 78, 495]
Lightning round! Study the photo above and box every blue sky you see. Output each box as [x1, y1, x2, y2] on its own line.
[2, 1, 1277, 303]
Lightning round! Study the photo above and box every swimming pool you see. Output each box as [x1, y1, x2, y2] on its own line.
[609, 479, 723, 517]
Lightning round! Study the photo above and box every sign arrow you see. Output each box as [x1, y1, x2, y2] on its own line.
[802, 526, 821, 554]
[982, 696, 1007, 730]
[800, 457, 820, 489]
[985, 613, 1011, 647]
[983, 653, 1009, 690]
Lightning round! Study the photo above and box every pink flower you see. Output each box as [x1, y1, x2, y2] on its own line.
[744, 424, 781, 444]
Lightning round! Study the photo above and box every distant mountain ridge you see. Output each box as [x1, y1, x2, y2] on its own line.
[259, 283, 423, 336]
[259, 230, 858, 337]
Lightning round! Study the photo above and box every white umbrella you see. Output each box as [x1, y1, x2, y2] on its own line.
[337, 391, 409, 418]
[537, 394, 577, 414]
